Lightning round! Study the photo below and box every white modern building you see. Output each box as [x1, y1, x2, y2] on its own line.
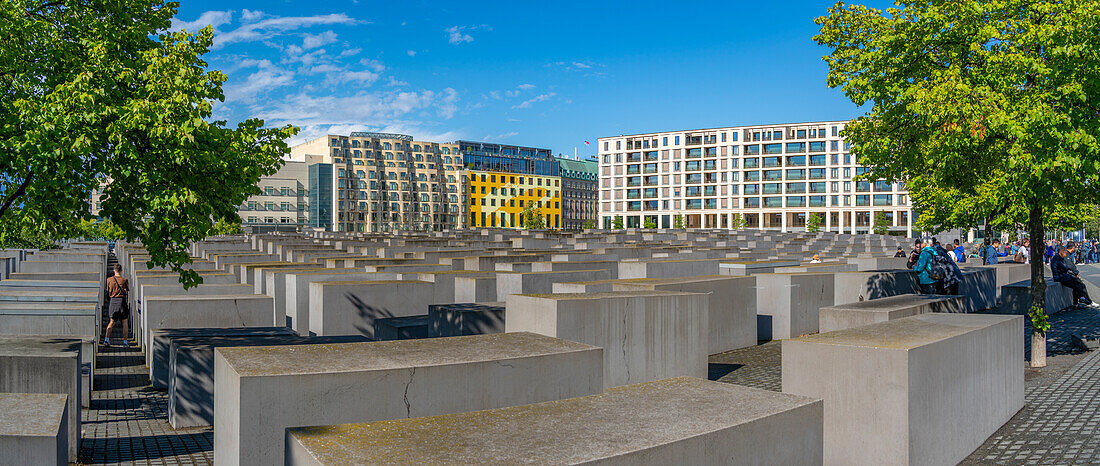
[597, 121, 915, 236]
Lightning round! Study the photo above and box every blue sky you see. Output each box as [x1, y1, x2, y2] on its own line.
[170, 0, 894, 156]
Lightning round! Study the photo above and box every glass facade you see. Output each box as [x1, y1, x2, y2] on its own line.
[308, 163, 333, 229]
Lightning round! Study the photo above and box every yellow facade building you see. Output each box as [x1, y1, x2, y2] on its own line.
[468, 170, 562, 229]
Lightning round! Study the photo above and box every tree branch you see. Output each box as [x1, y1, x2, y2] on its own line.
[0, 171, 35, 219]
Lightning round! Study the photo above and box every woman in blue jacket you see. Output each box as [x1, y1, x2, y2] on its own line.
[914, 237, 942, 294]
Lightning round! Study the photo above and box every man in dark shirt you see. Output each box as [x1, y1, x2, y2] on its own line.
[1052, 244, 1099, 309]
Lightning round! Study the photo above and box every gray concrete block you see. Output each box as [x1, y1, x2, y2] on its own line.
[373, 315, 429, 340]
[0, 346, 80, 462]
[454, 275, 497, 303]
[819, 294, 966, 333]
[833, 270, 920, 306]
[149, 327, 296, 389]
[496, 269, 612, 300]
[718, 260, 802, 275]
[613, 275, 757, 354]
[213, 332, 604, 466]
[168, 335, 367, 428]
[755, 272, 834, 340]
[1001, 279, 1073, 315]
[284, 271, 398, 334]
[426, 303, 505, 337]
[506, 291, 708, 388]
[285, 377, 822, 466]
[783, 313, 1024, 465]
[308, 280, 435, 337]
[0, 393, 68, 466]
[140, 294, 276, 351]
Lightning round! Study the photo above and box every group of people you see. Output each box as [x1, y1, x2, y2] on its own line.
[901, 236, 1099, 309]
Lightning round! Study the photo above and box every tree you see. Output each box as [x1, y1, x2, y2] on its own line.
[817, 1, 1100, 367]
[612, 216, 624, 229]
[213, 217, 243, 235]
[730, 213, 746, 231]
[806, 213, 824, 233]
[583, 218, 597, 229]
[521, 205, 545, 229]
[643, 218, 657, 229]
[1, 0, 297, 287]
[872, 212, 891, 236]
[672, 215, 684, 229]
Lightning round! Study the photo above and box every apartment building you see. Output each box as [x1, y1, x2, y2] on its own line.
[597, 121, 914, 236]
[237, 160, 309, 232]
[290, 132, 467, 232]
[557, 157, 598, 229]
[462, 141, 562, 229]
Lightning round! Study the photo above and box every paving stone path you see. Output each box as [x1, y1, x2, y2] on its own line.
[79, 345, 214, 465]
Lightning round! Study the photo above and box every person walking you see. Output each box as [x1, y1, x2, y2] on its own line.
[933, 238, 962, 294]
[953, 239, 966, 264]
[1052, 243, 1100, 309]
[985, 239, 1008, 265]
[914, 237, 944, 294]
[1019, 239, 1031, 264]
[103, 264, 131, 347]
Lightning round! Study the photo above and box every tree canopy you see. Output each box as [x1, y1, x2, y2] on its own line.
[816, 1, 1100, 317]
[1, 0, 297, 285]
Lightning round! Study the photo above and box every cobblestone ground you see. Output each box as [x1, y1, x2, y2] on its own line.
[79, 345, 214, 465]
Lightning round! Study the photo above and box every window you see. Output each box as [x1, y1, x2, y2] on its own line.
[810, 154, 826, 166]
[809, 141, 826, 152]
[744, 184, 759, 195]
[809, 196, 826, 207]
[731, 132, 738, 142]
[763, 183, 781, 195]
[787, 155, 806, 167]
[809, 168, 826, 179]
[744, 144, 760, 155]
[856, 195, 870, 206]
[786, 142, 805, 153]
[674, 136, 680, 145]
[743, 157, 759, 168]
[809, 182, 826, 193]
[764, 196, 783, 208]
[763, 156, 781, 168]
[786, 182, 806, 194]
[786, 196, 806, 207]
[873, 194, 893, 206]
[744, 171, 760, 182]
[796, 129, 807, 138]
[721, 132, 727, 142]
[744, 197, 760, 208]
[662, 137, 668, 146]
[763, 170, 782, 181]
[786, 169, 805, 180]
[764, 143, 783, 155]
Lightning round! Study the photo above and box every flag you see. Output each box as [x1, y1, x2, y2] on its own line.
[584, 140, 590, 145]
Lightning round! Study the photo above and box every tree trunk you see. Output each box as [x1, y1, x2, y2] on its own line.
[1028, 203, 1047, 368]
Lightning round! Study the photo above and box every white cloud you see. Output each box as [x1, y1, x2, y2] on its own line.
[169, 10, 233, 33]
[240, 9, 264, 23]
[301, 31, 338, 49]
[512, 92, 556, 109]
[406, 50, 417, 57]
[359, 58, 385, 73]
[445, 26, 474, 44]
[517, 83, 535, 90]
[222, 59, 295, 103]
[339, 48, 362, 58]
[259, 88, 463, 134]
[572, 61, 591, 69]
[437, 88, 459, 119]
[216, 13, 358, 48]
[485, 132, 518, 141]
[386, 76, 409, 86]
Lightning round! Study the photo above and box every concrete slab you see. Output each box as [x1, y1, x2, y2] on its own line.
[426, 302, 505, 337]
[308, 280, 435, 337]
[140, 294, 276, 351]
[0, 393, 68, 466]
[755, 272, 835, 340]
[0, 345, 81, 461]
[506, 291, 708, 388]
[149, 327, 297, 389]
[167, 335, 368, 428]
[285, 377, 822, 465]
[819, 294, 967, 333]
[783, 313, 1024, 465]
[213, 332, 604, 466]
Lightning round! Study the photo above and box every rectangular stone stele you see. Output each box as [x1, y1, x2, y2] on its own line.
[0, 393, 68, 466]
[782, 313, 1024, 466]
[149, 327, 297, 389]
[140, 295, 276, 349]
[755, 272, 835, 340]
[168, 335, 368, 428]
[426, 302, 505, 337]
[285, 377, 823, 466]
[372, 315, 428, 341]
[613, 275, 757, 354]
[308, 280, 434, 338]
[818, 293, 966, 333]
[506, 291, 708, 388]
[0, 348, 81, 462]
[213, 332, 604, 466]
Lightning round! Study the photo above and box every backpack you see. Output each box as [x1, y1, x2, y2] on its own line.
[1013, 250, 1026, 263]
[926, 252, 946, 281]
